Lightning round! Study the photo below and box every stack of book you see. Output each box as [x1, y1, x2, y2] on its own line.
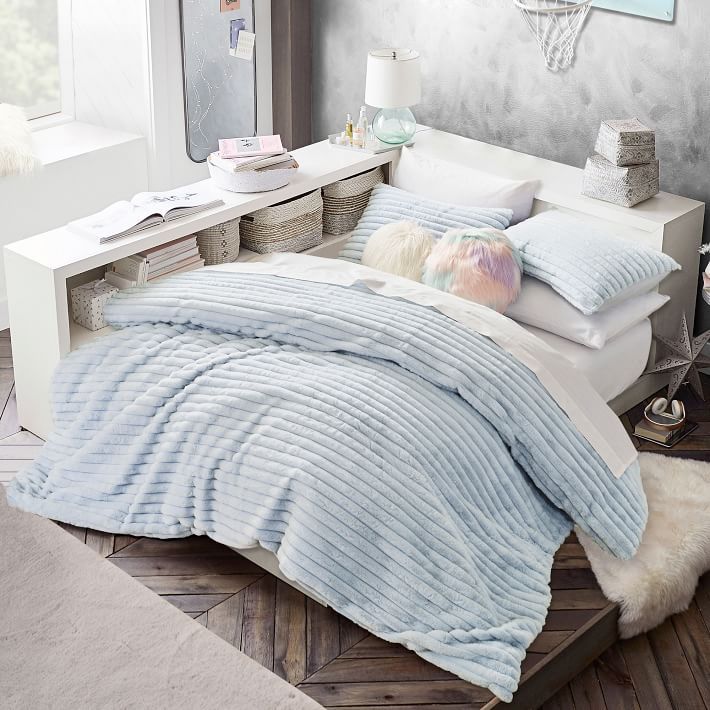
[105, 235, 204, 288]
[633, 417, 697, 448]
[214, 134, 298, 173]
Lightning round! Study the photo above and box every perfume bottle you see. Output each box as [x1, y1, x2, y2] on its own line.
[345, 113, 353, 145]
[353, 106, 368, 149]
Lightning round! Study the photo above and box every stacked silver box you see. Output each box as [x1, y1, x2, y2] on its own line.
[582, 119, 659, 207]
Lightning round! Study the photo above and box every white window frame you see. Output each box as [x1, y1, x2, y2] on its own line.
[29, 0, 75, 130]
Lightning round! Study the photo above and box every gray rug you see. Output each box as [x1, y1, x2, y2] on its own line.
[0, 489, 322, 710]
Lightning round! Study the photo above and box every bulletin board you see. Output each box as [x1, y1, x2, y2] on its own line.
[179, 0, 257, 163]
[593, 0, 674, 21]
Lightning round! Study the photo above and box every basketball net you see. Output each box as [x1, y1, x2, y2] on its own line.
[514, 0, 592, 72]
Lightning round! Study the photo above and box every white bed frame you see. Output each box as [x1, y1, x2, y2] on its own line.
[4, 129, 704, 601]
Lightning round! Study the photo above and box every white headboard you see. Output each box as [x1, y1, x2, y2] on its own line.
[394, 128, 705, 411]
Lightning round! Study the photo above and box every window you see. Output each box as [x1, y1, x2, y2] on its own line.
[0, 0, 72, 122]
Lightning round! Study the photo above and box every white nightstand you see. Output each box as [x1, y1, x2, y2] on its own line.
[5, 140, 396, 439]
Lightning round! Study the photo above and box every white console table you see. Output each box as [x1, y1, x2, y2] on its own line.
[5, 141, 396, 439]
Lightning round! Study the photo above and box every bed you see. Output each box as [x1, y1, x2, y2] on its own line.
[5, 129, 705, 704]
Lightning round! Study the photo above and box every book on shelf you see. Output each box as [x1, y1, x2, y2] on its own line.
[218, 135, 284, 159]
[109, 235, 204, 286]
[148, 258, 205, 282]
[68, 190, 223, 244]
[209, 152, 298, 174]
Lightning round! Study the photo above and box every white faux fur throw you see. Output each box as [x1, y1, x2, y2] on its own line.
[579, 452, 710, 638]
[0, 104, 38, 177]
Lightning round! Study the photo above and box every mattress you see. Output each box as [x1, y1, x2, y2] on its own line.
[522, 319, 652, 403]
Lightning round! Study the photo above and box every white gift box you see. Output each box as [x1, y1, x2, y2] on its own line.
[70, 279, 118, 331]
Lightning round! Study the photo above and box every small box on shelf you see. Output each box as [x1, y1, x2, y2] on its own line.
[70, 279, 118, 331]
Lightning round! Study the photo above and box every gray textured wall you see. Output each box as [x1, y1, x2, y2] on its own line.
[311, 0, 710, 331]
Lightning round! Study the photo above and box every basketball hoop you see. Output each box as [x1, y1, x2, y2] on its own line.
[514, 0, 592, 72]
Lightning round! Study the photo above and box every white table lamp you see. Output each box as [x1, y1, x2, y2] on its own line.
[365, 48, 421, 145]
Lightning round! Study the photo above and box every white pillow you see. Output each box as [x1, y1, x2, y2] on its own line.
[505, 276, 669, 350]
[393, 147, 539, 224]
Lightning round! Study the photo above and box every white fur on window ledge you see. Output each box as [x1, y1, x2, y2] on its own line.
[0, 104, 39, 177]
[579, 452, 710, 638]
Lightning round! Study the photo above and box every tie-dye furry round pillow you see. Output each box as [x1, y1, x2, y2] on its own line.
[422, 228, 522, 312]
[361, 221, 435, 281]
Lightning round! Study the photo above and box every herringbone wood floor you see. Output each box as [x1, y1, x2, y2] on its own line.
[2, 330, 709, 708]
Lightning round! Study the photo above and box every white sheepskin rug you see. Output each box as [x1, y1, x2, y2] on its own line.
[578, 452, 710, 638]
[0, 104, 39, 177]
[361, 221, 434, 281]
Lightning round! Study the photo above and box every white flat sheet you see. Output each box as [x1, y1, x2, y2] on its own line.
[522, 319, 652, 403]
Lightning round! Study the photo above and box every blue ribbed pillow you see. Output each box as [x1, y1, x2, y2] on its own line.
[338, 184, 513, 263]
[505, 211, 681, 315]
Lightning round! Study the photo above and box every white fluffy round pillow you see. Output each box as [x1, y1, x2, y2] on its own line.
[361, 221, 435, 281]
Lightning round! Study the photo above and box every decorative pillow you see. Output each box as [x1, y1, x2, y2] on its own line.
[506, 276, 670, 350]
[361, 221, 435, 281]
[422, 228, 522, 313]
[393, 147, 539, 224]
[339, 184, 513, 264]
[505, 210, 681, 315]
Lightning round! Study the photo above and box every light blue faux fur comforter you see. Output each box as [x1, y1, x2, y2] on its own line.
[8, 270, 647, 701]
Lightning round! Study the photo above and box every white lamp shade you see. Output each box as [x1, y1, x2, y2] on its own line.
[365, 48, 421, 109]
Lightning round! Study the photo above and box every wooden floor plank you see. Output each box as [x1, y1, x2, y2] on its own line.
[695, 573, 710, 633]
[549, 588, 608, 610]
[671, 601, 710, 704]
[204, 590, 245, 648]
[338, 617, 369, 654]
[339, 635, 413, 660]
[542, 609, 599, 631]
[550, 568, 598, 590]
[328, 705, 479, 710]
[108, 535, 240, 558]
[304, 657, 454, 684]
[134, 573, 262, 595]
[306, 597, 342, 677]
[620, 635, 673, 710]
[162, 593, 232, 613]
[112, 535, 140, 553]
[109, 554, 260, 576]
[569, 663, 605, 710]
[528, 630, 575, 654]
[274, 580, 308, 685]
[241, 575, 277, 670]
[595, 645, 640, 710]
[541, 683, 575, 710]
[298, 680, 492, 707]
[648, 618, 706, 709]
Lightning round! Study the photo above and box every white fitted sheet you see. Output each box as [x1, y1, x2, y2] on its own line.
[522, 319, 652, 403]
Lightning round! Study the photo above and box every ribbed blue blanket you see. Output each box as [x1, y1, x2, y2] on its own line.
[8, 271, 646, 701]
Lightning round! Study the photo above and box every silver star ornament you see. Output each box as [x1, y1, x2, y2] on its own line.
[646, 312, 710, 400]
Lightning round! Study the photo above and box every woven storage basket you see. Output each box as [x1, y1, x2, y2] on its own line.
[322, 166, 384, 235]
[195, 218, 240, 265]
[240, 189, 323, 254]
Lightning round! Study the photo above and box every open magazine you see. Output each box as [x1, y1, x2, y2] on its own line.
[68, 190, 224, 244]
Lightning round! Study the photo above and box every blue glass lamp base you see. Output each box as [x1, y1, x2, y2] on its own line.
[372, 107, 417, 145]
